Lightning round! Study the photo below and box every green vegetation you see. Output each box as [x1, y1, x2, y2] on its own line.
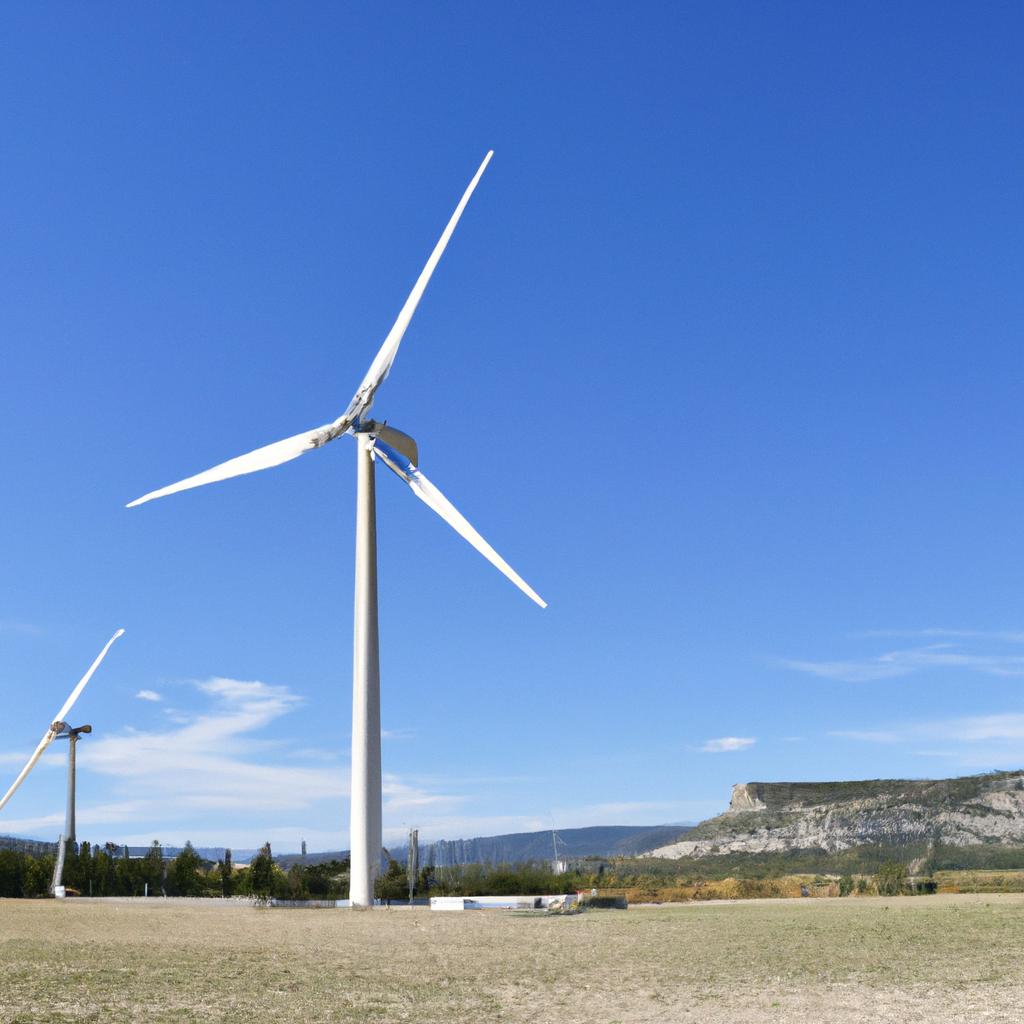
[736, 770, 1024, 812]
[603, 836, 1024, 884]
[934, 869, 1024, 894]
[0, 840, 353, 900]
[873, 862, 909, 896]
[8, 834, 1024, 905]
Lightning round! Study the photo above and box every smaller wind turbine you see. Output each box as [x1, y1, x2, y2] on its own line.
[0, 629, 124, 815]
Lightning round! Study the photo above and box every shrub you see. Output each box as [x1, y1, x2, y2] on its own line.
[873, 862, 909, 896]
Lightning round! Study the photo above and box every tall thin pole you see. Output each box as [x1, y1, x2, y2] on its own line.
[408, 827, 418, 905]
[65, 733, 78, 848]
[349, 431, 382, 907]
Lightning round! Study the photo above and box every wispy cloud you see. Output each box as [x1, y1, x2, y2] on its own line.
[699, 736, 756, 753]
[829, 712, 1024, 769]
[783, 641, 1024, 683]
[829, 729, 900, 743]
[81, 678, 344, 813]
[135, 690, 162, 702]
[3, 677, 475, 848]
[0, 620, 43, 636]
[859, 629, 1024, 643]
[0, 751, 34, 767]
[381, 728, 416, 740]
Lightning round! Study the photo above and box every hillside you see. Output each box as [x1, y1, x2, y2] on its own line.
[422, 824, 692, 866]
[0, 835, 58, 857]
[274, 824, 693, 870]
[646, 771, 1024, 861]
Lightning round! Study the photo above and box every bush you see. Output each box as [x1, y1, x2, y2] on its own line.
[873, 862, 909, 896]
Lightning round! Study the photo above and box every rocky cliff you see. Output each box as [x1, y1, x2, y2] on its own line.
[646, 771, 1024, 859]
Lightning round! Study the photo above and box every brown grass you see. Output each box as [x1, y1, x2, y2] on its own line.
[934, 868, 1024, 894]
[1, 893, 1023, 1022]
[606, 873, 838, 903]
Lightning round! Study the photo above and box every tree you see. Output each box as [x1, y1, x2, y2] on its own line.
[248, 843, 274, 897]
[285, 864, 309, 900]
[169, 841, 203, 896]
[76, 841, 93, 896]
[374, 858, 408, 901]
[140, 841, 164, 896]
[0, 851, 25, 898]
[873, 862, 909, 896]
[220, 848, 233, 897]
[23, 855, 52, 898]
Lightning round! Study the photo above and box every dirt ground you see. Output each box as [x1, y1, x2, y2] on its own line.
[1, 893, 1022, 1022]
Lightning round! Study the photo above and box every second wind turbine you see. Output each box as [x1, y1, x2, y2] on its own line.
[127, 151, 546, 907]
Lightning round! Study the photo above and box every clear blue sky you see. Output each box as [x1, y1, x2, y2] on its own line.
[2, 2, 1023, 852]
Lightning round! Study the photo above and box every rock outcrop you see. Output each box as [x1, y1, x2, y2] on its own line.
[647, 771, 1024, 859]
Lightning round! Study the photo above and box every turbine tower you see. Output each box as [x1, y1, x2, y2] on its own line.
[126, 153, 545, 906]
[0, 630, 124, 816]
[54, 722, 92, 847]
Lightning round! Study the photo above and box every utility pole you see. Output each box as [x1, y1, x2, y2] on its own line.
[407, 828, 418, 905]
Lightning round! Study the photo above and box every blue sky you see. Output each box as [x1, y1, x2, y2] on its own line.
[2, 3, 1023, 852]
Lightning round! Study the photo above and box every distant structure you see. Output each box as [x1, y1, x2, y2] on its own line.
[408, 828, 419, 904]
[301, 839, 307, 859]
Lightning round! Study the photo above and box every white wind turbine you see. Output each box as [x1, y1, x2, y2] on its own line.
[127, 152, 545, 906]
[0, 629, 125, 815]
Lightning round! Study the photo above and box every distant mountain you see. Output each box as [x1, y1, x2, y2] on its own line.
[419, 824, 693, 867]
[0, 835, 58, 857]
[274, 824, 694, 870]
[645, 771, 1024, 862]
[275, 849, 349, 869]
[5, 825, 696, 870]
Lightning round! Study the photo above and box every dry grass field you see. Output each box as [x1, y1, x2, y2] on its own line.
[2, 893, 1023, 1023]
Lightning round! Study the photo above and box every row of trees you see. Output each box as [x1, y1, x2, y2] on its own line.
[2, 841, 251, 899]
[0, 844, 936, 902]
[0, 840, 590, 900]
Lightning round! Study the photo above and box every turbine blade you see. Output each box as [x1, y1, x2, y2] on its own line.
[0, 628, 125, 815]
[0, 730, 56, 814]
[54, 628, 125, 723]
[343, 151, 494, 423]
[126, 424, 338, 508]
[373, 439, 546, 608]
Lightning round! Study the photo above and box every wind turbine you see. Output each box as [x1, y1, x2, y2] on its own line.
[0, 629, 124, 815]
[126, 152, 546, 906]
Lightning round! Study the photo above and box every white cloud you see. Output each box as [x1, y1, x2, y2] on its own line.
[828, 712, 1024, 770]
[135, 690, 162, 702]
[0, 750, 34, 767]
[783, 643, 1024, 683]
[82, 678, 345, 814]
[699, 737, 755, 753]
[833, 714, 1024, 745]
[860, 629, 1024, 643]
[9, 677, 478, 848]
